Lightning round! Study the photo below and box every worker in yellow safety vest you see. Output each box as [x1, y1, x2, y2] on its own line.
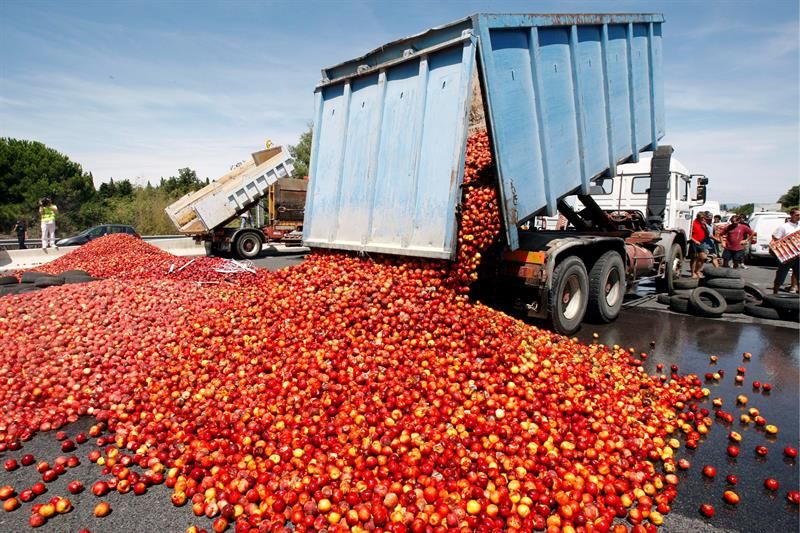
[39, 197, 58, 248]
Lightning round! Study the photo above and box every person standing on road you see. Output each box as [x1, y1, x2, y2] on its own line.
[772, 208, 800, 294]
[690, 211, 709, 278]
[13, 219, 27, 249]
[38, 197, 58, 249]
[704, 212, 721, 267]
[712, 215, 724, 256]
[721, 215, 753, 269]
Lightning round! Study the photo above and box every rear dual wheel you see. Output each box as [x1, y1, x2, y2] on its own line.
[549, 252, 626, 335]
[549, 256, 589, 335]
[588, 251, 626, 323]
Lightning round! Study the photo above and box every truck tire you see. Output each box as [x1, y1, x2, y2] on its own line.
[587, 251, 626, 323]
[744, 303, 781, 320]
[777, 308, 800, 322]
[711, 288, 746, 303]
[664, 243, 684, 294]
[234, 231, 263, 259]
[673, 277, 699, 290]
[59, 270, 90, 277]
[62, 275, 95, 284]
[689, 287, 727, 318]
[743, 282, 765, 305]
[0, 276, 17, 286]
[20, 271, 49, 283]
[34, 276, 65, 288]
[548, 256, 589, 335]
[705, 277, 745, 289]
[669, 295, 690, 313]
[762, 294, 800, 312]
[17, 287, 39, 294]
[656, 294, 672, 305]
[724, 301, 745, 314]
[702, 265, 742, 279]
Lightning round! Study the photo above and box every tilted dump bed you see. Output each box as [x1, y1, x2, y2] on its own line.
[303, 13, 665, 258]
[166, 147, 294, 234]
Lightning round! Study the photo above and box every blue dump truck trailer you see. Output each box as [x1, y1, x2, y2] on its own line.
[303, 13, 705, 334]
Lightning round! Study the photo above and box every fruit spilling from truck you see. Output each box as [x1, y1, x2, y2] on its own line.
[302, 13, 706, 335]
[1, 166, 709, 532]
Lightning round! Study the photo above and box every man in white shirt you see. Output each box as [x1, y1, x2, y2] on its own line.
[772, 208, 800, 294]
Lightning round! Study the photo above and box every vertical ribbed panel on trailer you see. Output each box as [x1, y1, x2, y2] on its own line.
[475, 14, 664, 250]
[303, 13, 665, 255]
[304, 30, 477, 259]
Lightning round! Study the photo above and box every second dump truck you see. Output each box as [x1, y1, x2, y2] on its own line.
[303, 13, 704, 334]
[166, 147, 300, 258]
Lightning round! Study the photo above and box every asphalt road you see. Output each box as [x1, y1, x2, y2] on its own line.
[576, 309, 799, 533]
[0, 254, 796, 532]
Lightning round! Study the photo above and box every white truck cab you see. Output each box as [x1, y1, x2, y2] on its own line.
[537, 152, 708, 236]
[590, 153, 706, 235]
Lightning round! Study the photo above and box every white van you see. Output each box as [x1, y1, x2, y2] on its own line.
[746, 211, 788, 259]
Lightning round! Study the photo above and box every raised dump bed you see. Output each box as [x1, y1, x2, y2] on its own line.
[166, 146, 294, 234]
[303, 13, 664, 258]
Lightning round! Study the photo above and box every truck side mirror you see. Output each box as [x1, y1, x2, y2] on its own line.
[691, 174, 707, 202]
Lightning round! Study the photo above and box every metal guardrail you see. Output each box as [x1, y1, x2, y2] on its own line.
[0, 235, 186, 251]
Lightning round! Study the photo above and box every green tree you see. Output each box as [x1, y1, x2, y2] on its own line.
[0, 138, 97, 234]
[732, 203, 754, 217]
[289, 124, 312, 179]
[778, 185, 799, 210]
[115, 179, 134, 197]
[160, 167, 205, 197]
[98, 178, 117, 198]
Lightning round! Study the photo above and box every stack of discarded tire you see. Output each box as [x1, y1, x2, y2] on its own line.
[656, 265, 799, 321]
[0, 270, 100, 297]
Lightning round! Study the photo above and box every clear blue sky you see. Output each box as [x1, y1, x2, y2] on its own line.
[1, 0, 797, 204]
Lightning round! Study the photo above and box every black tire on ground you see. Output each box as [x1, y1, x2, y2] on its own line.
[657, 294, 672, 305]
[669, 295, 690, 313]
[548, 256, 589, 335]
[705, 277, 745, 289]
[587, 251, 626, 323]
[711, 288, 746, 303]
[17, 287, 39, 294]
[743, 282, 765, 305]
[664, 243, 685, 295]
[744, 303, 782, 320]
[0, 276, 18, 286]
[34, 277, 65, 288]
[777, 308, 800, 322]
[62, 275, 94, 284]
[58, 269, 90, 277]
[20, 271, 50, 283]
[234, 231, 263, 259]
[689, 287, 727, 317]
[673, 277, 699, 290]
[702, 265, 742, 279]
[724, 301, 745, 314]
[762, 293, 800, 312]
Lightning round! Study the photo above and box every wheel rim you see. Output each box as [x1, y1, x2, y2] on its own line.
[671, 250, 683, 279]
[605, 269, 622, 307]
[562, 274, 583, 320]
[243, 238, 255, 253]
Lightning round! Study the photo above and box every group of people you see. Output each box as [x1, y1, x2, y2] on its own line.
[689, 211, 751, 277]
[690, 208, 800, 294]
[11, 197, 59, 250]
